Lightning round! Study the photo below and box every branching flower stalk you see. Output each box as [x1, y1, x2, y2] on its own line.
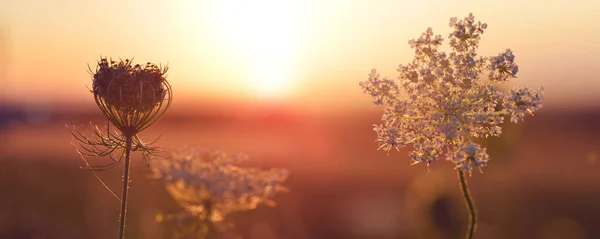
[69, 57, 172, 239]
[151, 148, 289, 239]
[359, 14, 544, 239]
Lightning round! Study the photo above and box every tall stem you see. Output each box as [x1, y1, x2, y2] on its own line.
[457, 170, 477, 239]
[118, 136, 133, 239]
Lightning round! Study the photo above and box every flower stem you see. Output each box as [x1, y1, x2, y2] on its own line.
[457, 170, 477, 239]
[199, 201, 213, 239]
[118, 136, 133, 239]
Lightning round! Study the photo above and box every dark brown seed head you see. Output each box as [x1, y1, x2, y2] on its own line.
[92, 57, 169, 114]
[89, 57, 172, 135]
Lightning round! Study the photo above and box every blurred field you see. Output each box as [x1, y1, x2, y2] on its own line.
[1, 104, 599, 239]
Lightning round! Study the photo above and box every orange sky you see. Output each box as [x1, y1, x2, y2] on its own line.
[0, 0, 599, 110]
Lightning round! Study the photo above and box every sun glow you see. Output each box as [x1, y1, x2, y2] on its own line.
[208, 0, 304, 99]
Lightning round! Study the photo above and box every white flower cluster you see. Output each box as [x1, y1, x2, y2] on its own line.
[150, 148, 289, 222]
[359, 13, 544, 173]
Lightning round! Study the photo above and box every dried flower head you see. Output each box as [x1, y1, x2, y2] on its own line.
[152, 148, 289, 222]
[90, 57, 172, 136]
[359, 13, 544, 173]
[69, 57, 173, 171]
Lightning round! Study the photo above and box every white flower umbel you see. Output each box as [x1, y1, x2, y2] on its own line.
[360, 13, 544, 173]
[151, 148, 288, 238]
[359, 13, 544, 239]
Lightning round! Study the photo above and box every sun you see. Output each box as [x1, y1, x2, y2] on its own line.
[251, 59, 292, 98]
[208, 0, 304, 99]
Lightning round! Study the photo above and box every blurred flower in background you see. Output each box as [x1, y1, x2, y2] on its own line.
[151, 148, 289, 238]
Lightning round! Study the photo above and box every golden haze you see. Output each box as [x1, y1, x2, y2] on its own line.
[0, 0, 599, 109]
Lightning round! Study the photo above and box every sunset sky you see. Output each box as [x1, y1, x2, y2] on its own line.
[0, 0, 598, 110]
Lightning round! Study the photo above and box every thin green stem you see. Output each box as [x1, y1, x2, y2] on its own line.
[457, 170, 477, 239]
[118, 135, 133, 239]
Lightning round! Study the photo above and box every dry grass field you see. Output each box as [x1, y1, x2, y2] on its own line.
[1, 105, 599, 239]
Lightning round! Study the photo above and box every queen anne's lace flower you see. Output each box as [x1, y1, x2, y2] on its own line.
[151, 148, 289, 222]
[360, 13, 544, 173]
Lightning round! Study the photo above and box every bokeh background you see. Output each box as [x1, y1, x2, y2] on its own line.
[1, 0, 599, 238]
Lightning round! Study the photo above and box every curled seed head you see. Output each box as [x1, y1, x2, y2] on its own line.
[92, 57, 169, 114]
[90, 57, 172, 135]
